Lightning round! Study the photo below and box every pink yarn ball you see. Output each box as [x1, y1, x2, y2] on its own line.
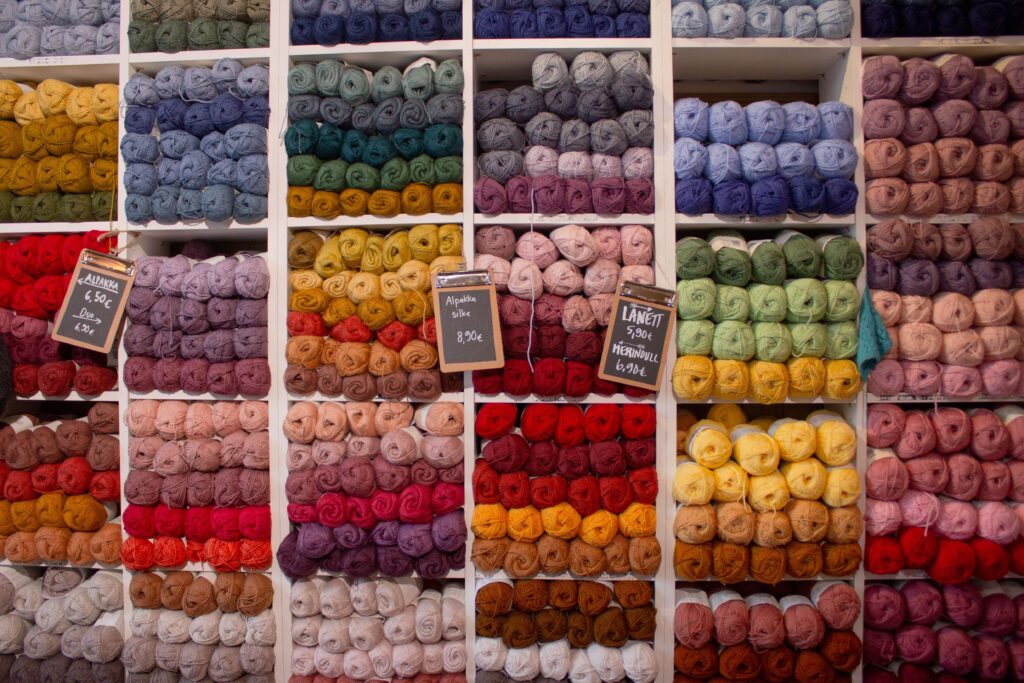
[905, 453, 950, 493]
[935, 499, 978, 540]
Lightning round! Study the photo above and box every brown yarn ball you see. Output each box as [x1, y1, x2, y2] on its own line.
[674, 541, 712, 580]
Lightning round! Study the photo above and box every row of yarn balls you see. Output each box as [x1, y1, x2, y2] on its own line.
[471, 224, 653, 399]
[121, 399, 271, 574]
[471, 402, 661, 580]
[864, 402, 1024, 583]
[473, 50, 655, 217]
[864, 579, 1024, 682]
[474, 579, 657, 683]
[122, 252, 272, 399]
[285, 227, 461, 402]
[673, 585, 861, 682]
[128, 0, 270, 52]
[0, 78, 118, 224]
[0, 567, 125, 681]
[122, 61, 271, 226]
[861, 0, 1024, 38]
[286, 57, 464, 220]
[671, 355, 863, 405]
[675, 232, 862, 365]
[673, 97, 858, 217]
[278, 401, 467, 581]
[291, 0, 462, 45]
[671, 0, 853, 38]
[0, 408, 120, 568]
[290, 577, 466, 680]
[0, 0, 119, 59]
[474, 0, 650, 38]
[866, 217, 1024, 399]
[863, 54, 1024, 217]
[123, 570, 274, 680]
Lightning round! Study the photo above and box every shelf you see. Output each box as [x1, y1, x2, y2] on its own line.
[0, 56, 119, 82]
[129, 48, 271, 72]
[474, 392, 656, 404]
[128, 391, 266, 401]
[867, 394, 1020, 404]
[128, 220, 269, 241]
[0, 222, 113, 236]
[16, 390, 119, 402]
[477, 569, 654, 582]
[861, 36, 1024, 59]
[475, 213, 655, 227]
[310, 568, 465, 580]
[289, 41, 463, 67]
[867, 213, 1024, 225]
[287, 392, 465, 403]
[866, 570, 1024, 581]
[672, 39, 850, 81]
[0, 559, 118, 570]
[677, 574, 857, 583]
[288, 214, 464, 230]
[139, 561, 273, 574]
[676, 214, 854, 228]
[474, 40, 652, 81]
[675, 396, 857, 405]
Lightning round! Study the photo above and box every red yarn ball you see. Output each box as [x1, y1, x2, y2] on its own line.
[898, 526, 938, 569]
[866, 535, 904, 575]
[928, 538, 977, 584]
[970, 537, 1009, 580]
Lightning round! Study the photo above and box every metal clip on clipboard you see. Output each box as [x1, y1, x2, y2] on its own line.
[618, 280, 676, 308]
[81, 250, 137, 277]
[435, 270, 492, 288]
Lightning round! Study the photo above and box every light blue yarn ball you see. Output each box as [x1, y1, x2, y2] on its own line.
[177, 189, 204, 221]
[817, 101, 853, 141]
[157, 159, 181, 187]
[213, 59, 243, 94]
[816, 0, 853, 38]
[236, 154, 269, 195]
[704, 0, 734, 9]
[709, 100, 747, 145]
[746, 4, 783, 35]
[224, 124, 268, 160]
[96, 22, 119, 53]
[674, 137, 709, 180]
[125, 195, 152, 224]
[159, 131, 201, 160]
[811, 139, 857, 179]
[208, 159, 237, 187]
[120, 134, 160, 164]
[783, 4, 818, 35]
[179, 150, 213, 191]
[674, 97, 709, 141]
[154, 66, 185, 100]
[202, 184, 235, 222]
[739, 0, 777, 10]
[201, 132, 228, 162]
[705, 143, 742, 184]
[778, 0, 809, 9]
[781, 101, 821, 144]
[745, 100, 785, 145]
[234, 194, 268, 224]
[125, 163, 158, 196]
[151, 186, 181, 224]
[775, 142, 815, 179]
[738, 142, 778, 182]
[672, 1, 709, 36]
[125, 74, 159, 107]
[40, 26, 65, 55]
[64, 25, 98, 55]
[708, 3, 745, 35]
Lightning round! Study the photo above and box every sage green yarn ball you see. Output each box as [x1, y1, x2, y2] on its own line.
[713, 245, 752, 287]
[789, 322, 827, 358]
[677, 277, 716, 321]
[676, 236, 714, 280]
[824, 279, 859, 322]
[677, 320, 714, 356]
[826, 321, 859, 359]
[753, 322, 793, 362]
[784, 278, 827, 323]
[820, 234, 864, 281]
[712, 320, 755, 361]
[712, 285, 750, 323]
[781, 232, 823, 279]
[748, 284, 787, 323]
[749, 240, 787, 285]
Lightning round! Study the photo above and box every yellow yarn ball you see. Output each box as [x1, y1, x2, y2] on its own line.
[673, 461, 715, 505]
[769, 418, 816, 462]
[36, 79, 73, 116]
[787, 357, 826, 398]
[672, 355, 714, 401]
[471, 504, 508, 540]
[346, 272, 382, 304]
[748, 360, 789, 404]
[0, 81, 22, 119]
[781, 458, 827, 500]
[686, 420, 733, 468]
[747, 471, 791, 513]
[823, 359, 862, 400]
[712, 359, 749, 401]
[712, 461, 748, 503]
[731, 425, 781, 476]
[808, 410, 856, 466]
[66, 87, 97, 125]
[13, 91, 42, 126]
[618, 502, 656, 537]
[579, 509, 619, 547]
[429, 255, 466, 276]
[822, 466, 861, 507]
[540, 502, 582, 540]
[397, 259, 431, 292]
[748, 416, 774, 431]
[506, 506, 544, 542]
[707, 404, 746, 429]
[91, 84, 118, 123]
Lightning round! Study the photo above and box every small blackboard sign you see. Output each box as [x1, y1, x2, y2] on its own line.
[433, 271, 504, 372]
[52, 250, 136, 353]
[598, 281, 676, 392]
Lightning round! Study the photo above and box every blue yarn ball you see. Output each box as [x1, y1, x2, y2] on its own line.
[537, 5, 567, 34]
[154, 66, 185, 100]
[177, 189, 204, 221]
[705, 143, 741, 184]
[160, 131, 201, 160]
[201, 132, 227, 161]
[293, 0, 323, 19]
[511, 9, 540, 35]
[392, 128, 424, 159]
[746, 4, 783, 35]
[125, 163, 158, 195]
[674, 137, 709, 179]
[151, 186, 181, 224]
[157, 158, 181, 186]
[775, 142, 815, 179]
[213, 59, 243, 93]
[936, 5, 969, 35]
[750, 175, 789, 216]
[343, 129, 369, 163]
[823, 178, 857, 214]
[781, 101, 821, 144]
[861, 2, 898, 37]
[125, 106, 156, 135]
[811, 139, 857, 179]
[346, 11, 378, 42]
[243, 96, 270, 127]
[817, 0, 853, 36]
[208, 159, 237, 187]
[236, 154, 268, 195]
[789, 175, 825, 213]
[224, 123, 268, 159]
[314, 14, 345, 45]
[817, 102, 853, 140]
[592, 13, 616, 34]
[210, 92, 245, 133]
[672, 1, 709, 36]
[156, 98, 189, 133]
[184, 103, 216, 138]
[441, 10, 462, 36]
[565, 6, 592, 35]
[234, 193, 268, 224]
[475, 7, 510, 36]
[125, 74, 159, 107]
[746, 100, 785, 144]
[712, 179, 750, 215]
[708, 3, 745, 36]
[380, 13, 411, 40]
[124, 194, 153, 224]
[409, 9, 443, 39]
[783, 4, 818, 35]
[179, 150, 213, 190]
[674, 97, 709, 141]
[291, 17, 317, 44]
[120, 133, 160, 164]
[201, 184, 234, 222]
[738, 141, 778, 182]
[615, 11, 649, 35]
[676, 178, 713, 215]
[709, 100, 747, 145]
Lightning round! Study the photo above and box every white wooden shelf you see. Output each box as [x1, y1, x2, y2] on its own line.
[128, 220, 269, 240]
[867, 213, 1024, 224]
[128, 391, 267, 401]
[860, 36, 1024, 58]
[287, 214, 464, 230]
[866, 570, 1024, 581]
[676, 214, 855, 228]
[128, 48, 271, 71]
[672, 38, 850, 80]
[0, 56, 119, 81]
[16, 390, 119, 402]
[286, 391, 465, 403]
[474, 392, 656, 404]
[474, 213, 655, 226]
[289, 41, 464, 66]
[477, 569, 655, 582]
[867, 394, 1020, 404]
[0, 221, 113, 236]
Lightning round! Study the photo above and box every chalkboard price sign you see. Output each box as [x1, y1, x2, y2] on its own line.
[52, 250, 136, 353]
[598, 281, 676, 392]
[433, 271, 504, 372]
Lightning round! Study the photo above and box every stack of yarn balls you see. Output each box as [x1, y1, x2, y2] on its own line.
[472, 403, 661, 579]
[128, 0, 270, 52]
[674, 98, 858, 217]
[673, 230, 864, 404]
[867, 217, 1024, 399]
[290, 577, 466, 681]
[865, 403, 1024, 582]
[861, 0, 1024, 38]
[472, 224, 655, 399]
[0, 231, 118, 398]
[864, 579, 1024, 681]
[0, 0, 119, 57]
[475, 579, 658, 683]
[474, 0, 651, 38]
[473, 51, 655, 216]
[122, 59, 270, 226]
[291, 0, 462, 45]
[278, 401, 467, 580]
[286, 227, 464, 401]
[122, 251, 272, 398]
[0, 78, 118, 224]
[0, 404, 121, 567]
[286, 58, 464, 220]
[121, 399, 272, 573]
[671, 0, 853, 38]
[674, 583, 861, 682]
[123, 570, 275, 680]
[863, 54, 1024, 217]
[0, 567, 125, 681]
[674, 404, 862, 583]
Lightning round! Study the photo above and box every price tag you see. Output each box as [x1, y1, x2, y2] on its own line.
[52, 250, 135, 353]
[598, 281, 676, 392]
[432, 270, 504, 372]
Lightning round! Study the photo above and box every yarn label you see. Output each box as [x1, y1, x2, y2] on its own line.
[599, 282, 676, 392]
[52, 250, 136, 354]
[433, 272, 504, 372]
